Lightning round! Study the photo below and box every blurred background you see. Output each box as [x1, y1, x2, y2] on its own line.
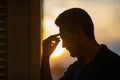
[42, 0, 120, 80]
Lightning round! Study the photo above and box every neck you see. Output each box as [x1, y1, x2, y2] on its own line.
[77, 39, 101, 68]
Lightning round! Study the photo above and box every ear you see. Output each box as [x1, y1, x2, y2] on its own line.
[73, 27, 87, 42]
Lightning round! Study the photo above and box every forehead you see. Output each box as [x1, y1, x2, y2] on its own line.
[59, 23, 77, 33]
[59, 27, 72, 38]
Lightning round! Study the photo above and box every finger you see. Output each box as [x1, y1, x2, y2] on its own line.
[54, 40, 60, 46]
[43, 34, 60, 46]
[51, 40, 60, 51]
[50, 33, 60, 37]
[47, 37, 60, 43]
[49, 33, 60, 39]
[51, 39, 60, 45]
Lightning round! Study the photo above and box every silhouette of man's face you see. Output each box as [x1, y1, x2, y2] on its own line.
[59, 27, 81, 57]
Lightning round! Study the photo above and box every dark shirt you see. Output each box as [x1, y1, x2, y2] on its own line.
[59, 44, 120, 80]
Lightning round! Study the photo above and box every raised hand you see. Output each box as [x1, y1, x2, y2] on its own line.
[43, 34, 60, 58]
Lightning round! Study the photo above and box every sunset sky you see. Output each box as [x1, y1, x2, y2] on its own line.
[43, 0, 120, 79]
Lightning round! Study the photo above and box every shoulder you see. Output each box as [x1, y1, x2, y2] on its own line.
[59, 61, 81, 80]
[98, 44, 119, 61]
[99, 44, 120, 78]
[97, 44, 120, 67]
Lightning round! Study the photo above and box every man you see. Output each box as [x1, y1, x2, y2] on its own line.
[41, 8, 120, 80]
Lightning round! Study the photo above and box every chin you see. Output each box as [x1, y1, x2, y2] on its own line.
[70, 55, 77, 58]
[68, 49, 77, 57]
[70, 52, 77, 57]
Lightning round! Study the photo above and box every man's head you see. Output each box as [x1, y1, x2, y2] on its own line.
[55, 8, 95, 57]
[55, 8, 95, 40]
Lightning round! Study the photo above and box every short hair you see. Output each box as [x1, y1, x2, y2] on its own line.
[55, 8, 95, 40]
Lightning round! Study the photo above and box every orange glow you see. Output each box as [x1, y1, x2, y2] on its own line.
[43, 19, 65, 58]
[51, 40, 65, 57]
